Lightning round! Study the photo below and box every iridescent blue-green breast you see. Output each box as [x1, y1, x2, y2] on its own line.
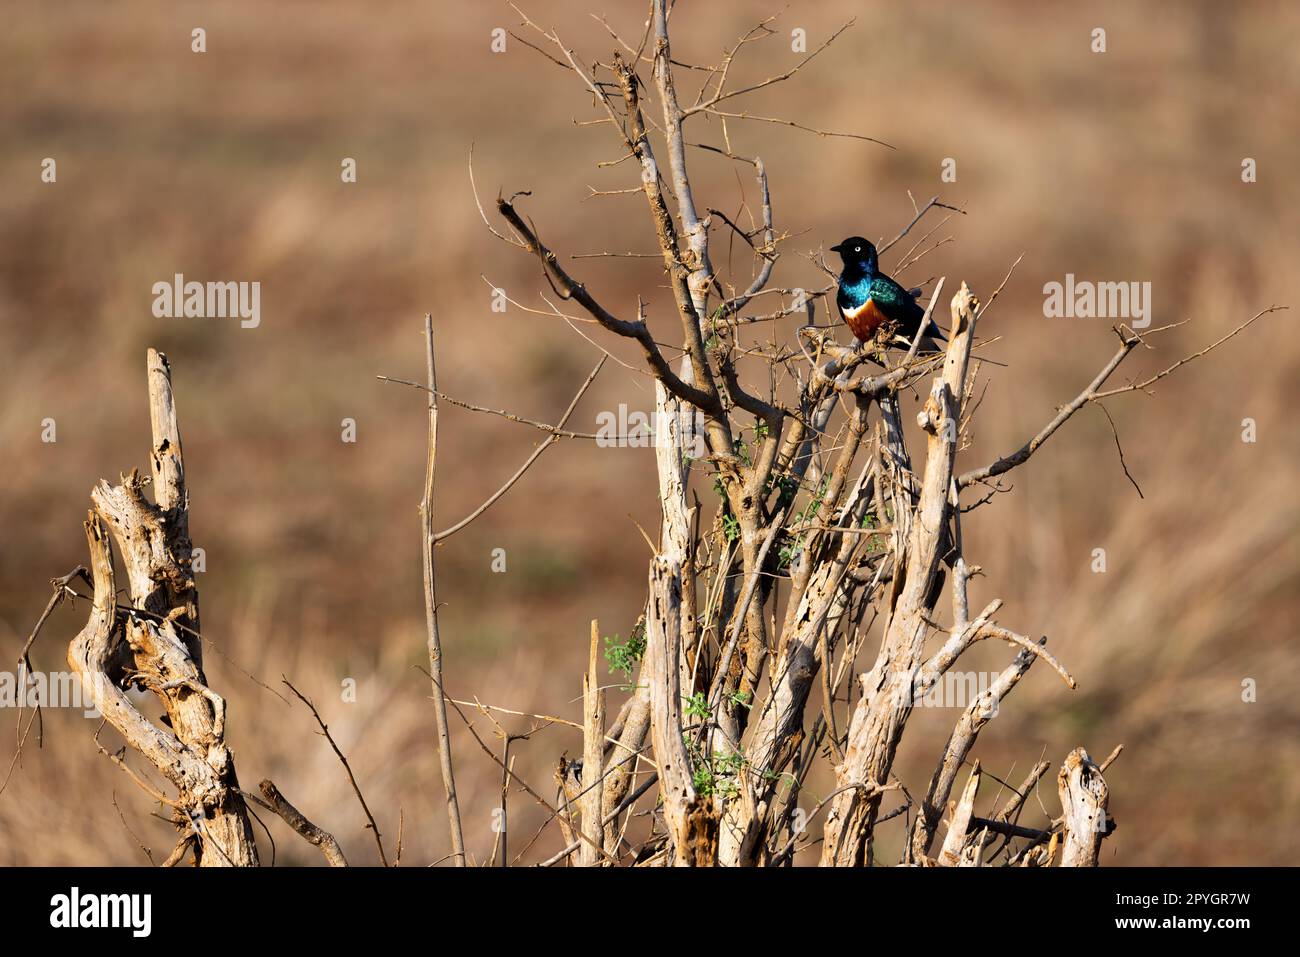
[837, 274, 926, 343]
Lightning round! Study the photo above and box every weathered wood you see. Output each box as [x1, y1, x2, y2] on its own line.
[938, 763, 981, 866]
[911, 646, 1037, 859]
[601, 682, 649, 856]
[256, 780, 348, 867]
[68, 351, 258, 866]
[820, 284, 980, 866]
[646, 556, 710, 866]
[578, 620, 606, 866]
[1058, 748, 1111, 866]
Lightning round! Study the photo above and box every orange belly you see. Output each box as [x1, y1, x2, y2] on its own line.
[842, 298, 890, 342]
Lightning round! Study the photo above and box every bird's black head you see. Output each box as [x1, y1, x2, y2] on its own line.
[830, 236, 877, 271]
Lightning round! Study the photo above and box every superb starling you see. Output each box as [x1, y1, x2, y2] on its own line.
[831, 236, 946, 353]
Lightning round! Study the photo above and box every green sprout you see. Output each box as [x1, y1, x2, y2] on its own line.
[727, 689, 753, 710]
[604, 620, 647, 681]
[684, 691, 710, 720]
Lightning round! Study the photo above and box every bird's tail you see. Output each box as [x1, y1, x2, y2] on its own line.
[915, 321, 1012, 366]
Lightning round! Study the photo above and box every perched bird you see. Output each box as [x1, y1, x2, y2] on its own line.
[831, 236, 946, 353]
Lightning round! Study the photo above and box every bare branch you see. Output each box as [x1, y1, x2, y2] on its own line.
[433, 355, 605, 542]
[283, 678, 388, 867]
[416, 316, 467, 865]
[962, 306, 1282, 488]
[688, 19, 857, 114]
[254, 780, 348, 867]
[497, 197, 720, 413]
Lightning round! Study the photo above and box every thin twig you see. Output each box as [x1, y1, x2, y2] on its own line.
[282, 677, 388, 867]
[432, 355, 607, 543]
[415, 315, 467, 866]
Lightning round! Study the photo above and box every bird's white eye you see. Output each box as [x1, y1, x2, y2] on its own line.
[854, 246, 861, 252]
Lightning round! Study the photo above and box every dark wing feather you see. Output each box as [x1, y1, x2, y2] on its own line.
[869, 275, 925, 324]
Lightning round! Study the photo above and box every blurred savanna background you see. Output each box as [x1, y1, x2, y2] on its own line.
[1, 0, 1297, 865]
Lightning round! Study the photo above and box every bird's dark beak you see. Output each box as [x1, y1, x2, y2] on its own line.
[829, 242, 845, 254]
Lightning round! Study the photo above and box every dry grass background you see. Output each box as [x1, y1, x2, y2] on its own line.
[1, 0, 1297, 865]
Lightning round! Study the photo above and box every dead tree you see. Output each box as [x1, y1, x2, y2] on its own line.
[65, 350, 259, 866]
[46, 351, 356, 867]
[446, 0, 1279, 867]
